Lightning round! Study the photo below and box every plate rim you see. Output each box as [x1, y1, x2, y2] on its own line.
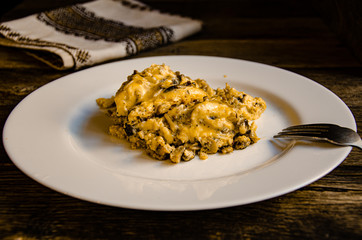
[2, 55, 355, 211]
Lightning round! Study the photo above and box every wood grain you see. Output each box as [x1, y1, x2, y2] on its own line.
[0, 0, 361, 239]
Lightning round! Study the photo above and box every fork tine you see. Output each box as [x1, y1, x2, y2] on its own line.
[282, 128, 328, 133]
[274, 124, 329, 140]
[274, 123, 362, 149]
[273, 134, 325, 141]
[283, 123, 332, 131]
[274, 131, 328, 142]
[275, 131, 325, 137]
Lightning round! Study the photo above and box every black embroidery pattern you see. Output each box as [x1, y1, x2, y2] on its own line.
[0, 24, 83, 68]
[36, 2, 174, 57]
[0, 24, 75, 50]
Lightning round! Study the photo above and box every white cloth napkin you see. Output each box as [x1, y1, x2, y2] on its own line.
[0, 0, 202, 70]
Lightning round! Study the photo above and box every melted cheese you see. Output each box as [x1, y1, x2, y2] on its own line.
[114, 64, 177, 116]
[97, 64, 266, 163]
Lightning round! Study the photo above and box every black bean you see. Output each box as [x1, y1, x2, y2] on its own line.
[124, 124, 136, 136]
[163, 85, 179, 92]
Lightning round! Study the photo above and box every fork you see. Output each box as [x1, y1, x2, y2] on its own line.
[274, 123, 362, 150]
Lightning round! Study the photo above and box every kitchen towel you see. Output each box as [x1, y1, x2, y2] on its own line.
[0, 0, 202, 70]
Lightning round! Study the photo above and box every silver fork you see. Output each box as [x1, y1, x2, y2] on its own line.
[274, 123, 362, 150]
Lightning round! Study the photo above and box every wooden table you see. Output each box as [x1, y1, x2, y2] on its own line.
[1, 1, 361, 239]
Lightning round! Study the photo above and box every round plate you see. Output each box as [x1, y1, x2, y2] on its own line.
[3, 56, 355, 211]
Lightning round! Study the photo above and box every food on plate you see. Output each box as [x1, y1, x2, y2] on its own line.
[96, 64, 266, 163]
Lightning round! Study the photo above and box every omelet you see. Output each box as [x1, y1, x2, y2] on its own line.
[96, 64, 266, 163]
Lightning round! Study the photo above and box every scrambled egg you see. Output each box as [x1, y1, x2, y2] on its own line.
[96, 64, 266, 163]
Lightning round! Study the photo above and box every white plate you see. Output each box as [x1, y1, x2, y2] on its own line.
[3, 56, 356, 211]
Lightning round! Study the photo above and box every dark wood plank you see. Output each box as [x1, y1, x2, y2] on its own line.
[315, 0, 362, 61]
[135, 39, 361, 68]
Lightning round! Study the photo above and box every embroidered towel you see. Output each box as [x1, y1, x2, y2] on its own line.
[0, 0, 202, 70]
